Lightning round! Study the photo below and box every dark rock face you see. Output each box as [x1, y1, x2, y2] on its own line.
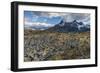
[46, 19, 90, 32]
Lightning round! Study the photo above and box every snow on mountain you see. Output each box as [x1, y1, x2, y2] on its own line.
[47, 19, 90, 32]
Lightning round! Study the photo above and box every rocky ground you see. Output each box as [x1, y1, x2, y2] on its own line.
[24, 29, 90, 62]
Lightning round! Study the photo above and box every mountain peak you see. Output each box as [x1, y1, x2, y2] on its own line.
[46, 19, 90, 32]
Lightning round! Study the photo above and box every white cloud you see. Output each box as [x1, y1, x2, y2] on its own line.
[77, 15, 90, 25]
[40, 12, 68, 18]
[32, 22, 53, 27]
[39, 12, 90, 22]
[47, 13, 68, 18]
[25, 12, 90, 29]
[25, 21, 33, 26]
[25, 21, 53, 28]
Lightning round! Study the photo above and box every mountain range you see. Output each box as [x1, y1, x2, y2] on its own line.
[46, 19, 90, 32]
[25, 19, 90, 32]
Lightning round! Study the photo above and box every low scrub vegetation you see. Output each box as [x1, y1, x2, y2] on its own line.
[24, 29, 90, 62]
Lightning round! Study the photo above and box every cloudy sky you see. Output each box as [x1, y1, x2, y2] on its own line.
[24, 11, 90, 28]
